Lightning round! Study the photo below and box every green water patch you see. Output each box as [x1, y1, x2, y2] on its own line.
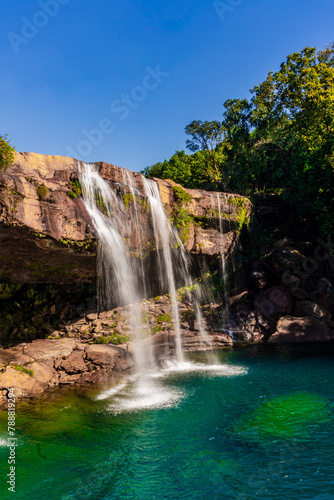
[234, 392, 333, 442]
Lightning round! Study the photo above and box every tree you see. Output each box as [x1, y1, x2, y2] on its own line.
[0, 135, 15, 171]
[185, 120, 225, 184]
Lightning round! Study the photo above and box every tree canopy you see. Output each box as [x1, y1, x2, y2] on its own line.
[143, 43, 334, 236]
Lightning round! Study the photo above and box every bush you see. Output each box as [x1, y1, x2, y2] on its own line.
[0, 135, 15, 171]
[37, 184, 49, 199]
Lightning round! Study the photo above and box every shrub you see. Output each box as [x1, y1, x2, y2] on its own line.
[0, 135, 15, 171]
[37, 184, 49, 199]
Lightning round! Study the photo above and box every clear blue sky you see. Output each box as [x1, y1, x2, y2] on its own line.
[1, 0, 333, 172]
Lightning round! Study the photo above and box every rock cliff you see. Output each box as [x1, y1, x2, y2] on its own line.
[0, 151, 252, 284]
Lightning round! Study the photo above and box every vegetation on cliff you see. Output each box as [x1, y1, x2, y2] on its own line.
[0, 135, 15, 171]
[143, 43, 334, 236]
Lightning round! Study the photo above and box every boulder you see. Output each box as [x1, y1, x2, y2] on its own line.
[0, 366, 43, 398]
[269, 316, 333, 343]
[227, 290, 248, 309]
[292, 301, 332, 321]
[254, 286, 292, 319]
[85, 344, 133, 371]
[23, 338, 76, 361]
[56, 350, 88, 374]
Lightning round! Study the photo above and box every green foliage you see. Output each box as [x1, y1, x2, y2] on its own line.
[152, 312, 173, 334]
[0, 135, 15, 171]
[170, 188, 194, 244]
[93, 333, 128, 345]
[36, 184, 49, 199]
[172, 185, 192, 204]
[143, 42, 334, 237]
[70, 179, 82, 196]
[156, 312, 172, 323]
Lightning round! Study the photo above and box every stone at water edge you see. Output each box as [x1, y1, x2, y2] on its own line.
[268, 315, 333, 343]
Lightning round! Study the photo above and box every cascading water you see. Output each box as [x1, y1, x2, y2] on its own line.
[80, 164, 225, 411]
[80, 164, 156, 376]
[143, 179, 184, 364]
[216, 193, 234, 340]
[216, 193, 228, 300]
[122, 171, 147, 298]
[144, 179, 218, 363]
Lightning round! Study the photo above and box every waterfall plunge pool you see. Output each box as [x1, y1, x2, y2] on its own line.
[1, 344, 334, 499]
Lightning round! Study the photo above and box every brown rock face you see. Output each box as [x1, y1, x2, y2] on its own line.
[269, 316, 333, 343]
[0, 151, 251, 285]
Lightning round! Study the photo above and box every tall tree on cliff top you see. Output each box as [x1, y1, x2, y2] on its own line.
[249, 44, 334, 234]
[184, 120, 226, 186]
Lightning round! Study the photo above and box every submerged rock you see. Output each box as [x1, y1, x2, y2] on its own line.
[234, 392, 333, 441]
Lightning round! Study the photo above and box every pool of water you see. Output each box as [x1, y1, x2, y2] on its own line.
[1, 344, 334, 499]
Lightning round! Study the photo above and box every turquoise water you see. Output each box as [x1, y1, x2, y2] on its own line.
[1, 344, 334, 500]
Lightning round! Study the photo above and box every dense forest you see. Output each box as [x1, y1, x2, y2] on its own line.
[143, 44, 334, 237]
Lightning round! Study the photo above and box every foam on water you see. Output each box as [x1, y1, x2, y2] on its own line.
[96, 360, 247, 413]
[96, 381, 128, 401]
[107, 379, 184, 413]
[161, 360, 248, 377]
[0, 438, 8, 446]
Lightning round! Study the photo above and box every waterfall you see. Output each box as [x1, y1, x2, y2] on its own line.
[143, 179, 184, 364]
[216, 193, 228, 300]
[216, 193, 234, 340]
[80, 164, 156, 376]
[144, 179, 218, 363]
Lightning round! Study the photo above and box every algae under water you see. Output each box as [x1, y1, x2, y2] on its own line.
[0, 344, 334, 499]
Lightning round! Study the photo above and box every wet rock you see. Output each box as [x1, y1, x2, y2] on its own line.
[269, 316, 333, 343]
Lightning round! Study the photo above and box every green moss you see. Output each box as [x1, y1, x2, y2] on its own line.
[0, 284, 22, 300]
[12, 364, 34, 377]
[123, 192, 134, 208]
[95, 193, 108, 215]
[66, 190, 77, 199]
[36, 184, 49, 199]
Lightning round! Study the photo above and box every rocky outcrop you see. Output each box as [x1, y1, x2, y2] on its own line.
[0, 151, 251, 284]
[226, 234, 334, 343]
[0, 287, 236, 403]
[268, 316, 333, 343]
[0, 337, 134, 403]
